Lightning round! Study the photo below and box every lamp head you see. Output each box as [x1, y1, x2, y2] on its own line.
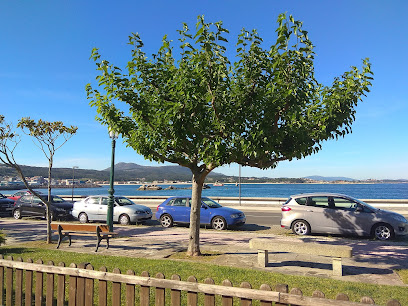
[108, 128, 119, 140]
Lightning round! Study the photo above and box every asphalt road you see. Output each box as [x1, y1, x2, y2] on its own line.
[152, 207, 408, 228]
[2, 208, 407, 230]
[241, 210, 282, 226]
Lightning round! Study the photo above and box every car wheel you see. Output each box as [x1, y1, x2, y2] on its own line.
[373, 223, 394, 241]
[78, 212, 88, 224]
[211, 216, 227, 230]
[292, 220, 311, 235]
[13, 209, 22, 220]
[159, 214, 173, 228]
[119, 214, 130, 225]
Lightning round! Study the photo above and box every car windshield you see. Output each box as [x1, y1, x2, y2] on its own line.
[115, 197, 134, 206]
[352, 198, 378, 211]
[202, 198, 222, 208]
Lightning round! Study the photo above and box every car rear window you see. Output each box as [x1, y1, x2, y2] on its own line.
[168, 198, 187, 207]
[295, 197, 307, 205]
[309, 197, 330, 208]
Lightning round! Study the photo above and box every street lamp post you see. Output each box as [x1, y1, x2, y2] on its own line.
[107, 129, 119, 232]
[71, 166, 78, 202]
[239, 165, 241, 206]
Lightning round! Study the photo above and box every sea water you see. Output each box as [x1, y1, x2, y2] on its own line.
[5, 183, 408, 199]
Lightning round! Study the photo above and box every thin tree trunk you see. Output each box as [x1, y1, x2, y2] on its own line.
[186, 169, 208, 256]
[46, 159, 53, 244]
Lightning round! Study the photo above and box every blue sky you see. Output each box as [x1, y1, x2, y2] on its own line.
[1, 0, 407, 180]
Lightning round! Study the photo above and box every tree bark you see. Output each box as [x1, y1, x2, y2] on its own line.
[46, 159, 53, 244]
[186, 168, 209, 256]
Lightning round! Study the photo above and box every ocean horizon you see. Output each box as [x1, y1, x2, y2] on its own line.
[3, 183, 408, 200]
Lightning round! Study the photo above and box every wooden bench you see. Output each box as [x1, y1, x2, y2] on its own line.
[51, 223, 118, 252]
[249, 238, 353, 276]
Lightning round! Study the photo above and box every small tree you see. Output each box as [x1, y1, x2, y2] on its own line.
[86, 14, 373, 255]
[0, 116, 77, 243]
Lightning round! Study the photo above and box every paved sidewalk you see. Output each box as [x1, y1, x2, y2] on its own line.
[1, 219, 407, 286]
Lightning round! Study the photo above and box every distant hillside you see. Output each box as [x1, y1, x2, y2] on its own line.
[304, 175, 355, 182]
[0, 163, 226, 182]
[104, 162, 226, 181]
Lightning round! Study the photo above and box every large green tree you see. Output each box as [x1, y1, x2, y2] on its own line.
[86, 14, 373, 256]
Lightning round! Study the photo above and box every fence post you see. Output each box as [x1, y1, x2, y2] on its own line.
[35, 259, 44, 306]
[155, 272, 165, 306]
[57, 262, 66, 306]
[204, 278, 215, 306]
[312, 290, 325, 299]
[46, 261, 55, 306]
[259, 284, 272, 306]
[126, 270, 136, 306]
[187, 276, 198, 305]
[140, 271, 150, 306]
[85, 264, 95, 305]
[6, 256, 13, 306]
[99, 266, 108, 306]
[275, 284, 289, 306]
[0, 255, 3, 306]
[15, 257, 23, 306]
[336, 293, 350, 301]
[221, 279, 233, 306]
[240, 282, 252, 306]
[76, 263, 87, 305]
[112, 268, 121, 306]
[361, 296, 375, 304]
[68, 263, 77, 306]
[25, 258, 33, 306]
[387, 299, 402, 306]
[170, 274, 181, 306]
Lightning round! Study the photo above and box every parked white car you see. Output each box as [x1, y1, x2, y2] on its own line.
[72, 196, 152, 225]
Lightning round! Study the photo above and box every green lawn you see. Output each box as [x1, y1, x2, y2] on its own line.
[0, 243, 406, 305]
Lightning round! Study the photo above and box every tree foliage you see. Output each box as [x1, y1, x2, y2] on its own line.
[0, 115, 77, 243]
[86, 13, 373, 255]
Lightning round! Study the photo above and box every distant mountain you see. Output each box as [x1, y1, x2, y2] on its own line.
[304, 175, 355, 182]
[0, 163, 226, 182]
[104, 162, 226, 181]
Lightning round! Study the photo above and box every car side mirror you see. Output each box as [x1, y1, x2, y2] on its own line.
[355, 206, 364, 212]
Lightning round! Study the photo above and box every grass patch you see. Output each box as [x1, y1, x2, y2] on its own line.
[0, 245, 406, 305]
[168, 250, 222, 261]
[396, 269, 408, 284]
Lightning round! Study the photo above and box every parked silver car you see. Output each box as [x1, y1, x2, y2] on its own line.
[280, 193, 408, 240]
[72, 196, 152, 225]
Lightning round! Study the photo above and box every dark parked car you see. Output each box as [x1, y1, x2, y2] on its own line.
[8, 190, 43, 202]
[0, 192, 15, 217]
[281, 193, 408, 240]
[156, 196, 246, 230]
[13, 194, 73, 220]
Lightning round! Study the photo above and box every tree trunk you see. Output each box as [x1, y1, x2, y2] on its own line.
[186, 169, 208, 256]
[46, 159, 53, 244]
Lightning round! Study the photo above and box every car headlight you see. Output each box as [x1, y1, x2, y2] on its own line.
[230, 214, 240, 218]
[134, 210, 144, 214]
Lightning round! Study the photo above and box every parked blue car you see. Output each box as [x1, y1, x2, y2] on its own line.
[155, 196, 246, 230]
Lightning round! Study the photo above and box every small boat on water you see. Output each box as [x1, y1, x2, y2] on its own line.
[138, 184, 162, 191]
[213, 181, 224, 187]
